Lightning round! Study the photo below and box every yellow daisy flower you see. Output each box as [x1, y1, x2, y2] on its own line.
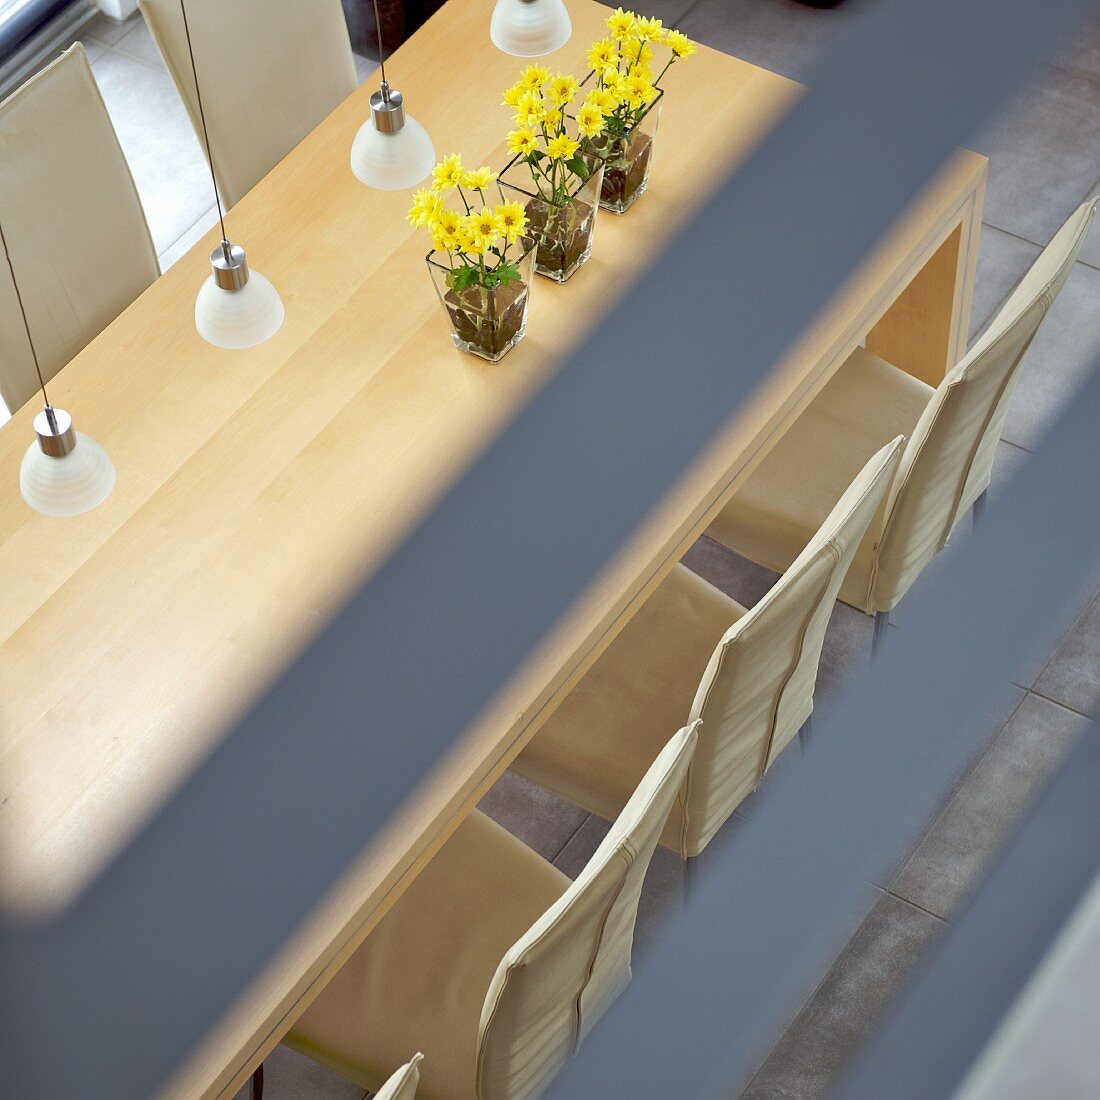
[664, 29, 697, 58]
[606, 6, 636, 41]
[507, 127, 539, 156]
[431, 154, 463, 192]
[620, 38, 654, 66]
[514, 90, 548, 127]
[495, 201, 529, 244]
[546, 132, 580, 162]
[466, 207, 503, 251]
[587, 38, 618, 73]
[636, 15, 664, 41]
[457, 226, 484, 256]
[518, 64, 550, 91]
[545, 72, 580, 108]
[601, 69, 627, 103]
[462, 166, 497, 192]
[502, 82, 526, 108]
[624, 73, 657, 109]
[406, 188, 442, 228]
[430, 208, 462, 251]
[584, 88, 617, 115]
[576, 102, 605, 139]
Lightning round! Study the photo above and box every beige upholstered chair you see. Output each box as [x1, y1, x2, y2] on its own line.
[286, 725, 698, 1100]
[376, 1053, 424, 1100]
[0, 44, 158, 414]
[514, 438, 903, 868]
[707, 199, 1096, 648]
[140, 0, 357, 209]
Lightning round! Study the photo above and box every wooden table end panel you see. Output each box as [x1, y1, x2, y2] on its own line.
[864, 153, 988, 387]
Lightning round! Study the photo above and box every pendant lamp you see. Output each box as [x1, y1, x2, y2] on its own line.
[490, 0, 572, 58]
[0, 220, 115, 517]
[181, 0, 284, 349]
[350, 0, 435, 190]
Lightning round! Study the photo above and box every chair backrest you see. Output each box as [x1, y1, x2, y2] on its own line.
[375, 1052, 423, 1100]
[475, 724, 698, 1100]
[678, 438, 903, 857]
[870, 198, 1096, 610]
[140, 0, 357, 209]
[0, 44, 157, 413]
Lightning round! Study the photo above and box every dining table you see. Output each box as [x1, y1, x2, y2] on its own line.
[0, 1, 987, 1096]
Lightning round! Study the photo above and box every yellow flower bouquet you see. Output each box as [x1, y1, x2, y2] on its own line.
[410, 155, 536, 362]
[497, 65, 611, 282]
[583, 8, 696, 213]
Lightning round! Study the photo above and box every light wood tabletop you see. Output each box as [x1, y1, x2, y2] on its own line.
[0, 1, 986, 1096]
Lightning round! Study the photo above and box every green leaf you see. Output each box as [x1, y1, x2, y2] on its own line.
[565, 156, 591, 181]
[493, 261, 521, 287]
[449, 265, 478, 292]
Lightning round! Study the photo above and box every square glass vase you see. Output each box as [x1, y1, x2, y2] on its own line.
[498, 154, 605, 283]
[426, 237, 537, 363]
[583, 90, 663, 215]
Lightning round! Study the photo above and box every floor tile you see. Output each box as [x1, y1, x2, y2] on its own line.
[596, 0, 701, 28]
[46, 19, 109, 67]
[552, 812, 606, 879]
[1071, 176, 1100, 270]
[867, 683, 1027, 881]
[813, 600, 873, 710]
[983, 437, 1031, 501]
[478, 770, 588, 862]
[680, 0, 849, 82]
[968, 225, 1041, 340]
[231, 1043, 365, 1100]
[1032, 591, 1100, 718]
[741, 893, 945, 1100]
[158, 204, 220, 270]
[89, 48, 214, 254]
[890, 693, 1090, 921]
[970, 63, 1100, 247]
[83, 8, 140, 46]
[683, 534, 779, 609]
[77, 35, 108, 65]
[113, 19, 165, 70]
[998, 259, 1100, 451]
[1056, 7, 1100, 83]
[957, 876, 1100, 1100]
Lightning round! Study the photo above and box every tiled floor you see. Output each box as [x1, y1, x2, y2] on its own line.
[17, 1, 1099, 1097]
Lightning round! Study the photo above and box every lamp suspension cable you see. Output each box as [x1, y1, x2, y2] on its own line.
[372, 0, 389, 99]
[0, 215, 54, 422]
[179, 0, 230, 258]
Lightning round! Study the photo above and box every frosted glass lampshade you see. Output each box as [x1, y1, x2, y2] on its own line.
[350, 113, 435, 190]
[491, 0, 572, 57]
[195, 242, 284, 350]
[20, 408, 115, 517]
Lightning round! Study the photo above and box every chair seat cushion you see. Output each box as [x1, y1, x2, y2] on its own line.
[513, 564, 744, 849]
[706, 347, 932, 611]
[287, 811, 569, 1100]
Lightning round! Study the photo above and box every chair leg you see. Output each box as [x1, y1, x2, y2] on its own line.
[872, 610, 891, 659]
[798, 716, 813, 751]
[683, 854, 698, 906]
[250, 1064, 264, 1100]
[972, 488, 988, 527]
